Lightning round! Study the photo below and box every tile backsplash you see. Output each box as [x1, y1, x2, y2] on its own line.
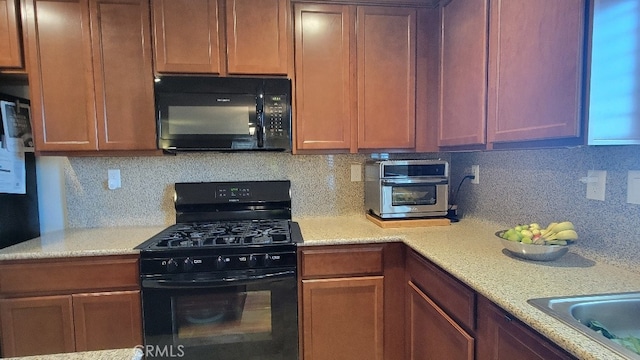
[450, 145, 640, 272]
[64, 153, 368, 227]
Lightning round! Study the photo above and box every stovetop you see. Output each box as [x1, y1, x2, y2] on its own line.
[136, 181, 301, 274]
[139, 219, 294, 250]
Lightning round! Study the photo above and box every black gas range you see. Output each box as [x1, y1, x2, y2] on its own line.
[135, 181, 300, 360]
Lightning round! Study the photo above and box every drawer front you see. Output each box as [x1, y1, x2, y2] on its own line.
[0, 255, 140, 296]
[406, 249, 476, 330]
[300, 245, 384, 278]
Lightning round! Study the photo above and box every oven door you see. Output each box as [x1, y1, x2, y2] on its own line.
[140, 269, 297, 360]
[379, 178, 449, 218]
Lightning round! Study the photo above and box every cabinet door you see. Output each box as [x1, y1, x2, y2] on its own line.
[24, 0, 99, 151]
[72, 291, 142, 351]
[293, 3, 354, 151]
[152, 0, 222, 74]
[477, 296, 574, 360]
[486, 0, 585, 143]
[406, 281, 473, 360]
[90, 0, 156, 150]
[438, 0, 488, 147]
[226, 0, 288, 75]
[0, 295, 75, 357]
[0, 0, 22, 68]
[357, 6, 416, 150]
[301, 276, 384, 360]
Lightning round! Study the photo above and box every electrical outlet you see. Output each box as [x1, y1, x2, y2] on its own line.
[108, 169, 121, 190]
[471, 165, 479, 184]
[627, 171, 640, 204]
[350, 164, 362, 182]
[586, 170, 606, 201]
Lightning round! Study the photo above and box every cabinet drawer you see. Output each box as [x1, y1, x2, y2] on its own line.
[406, 249, 476, 330]
[300, 245, 384, 278]
[0, 255, 139, 297]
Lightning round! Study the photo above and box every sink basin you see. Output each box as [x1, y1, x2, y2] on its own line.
[528, 292, 640, 359]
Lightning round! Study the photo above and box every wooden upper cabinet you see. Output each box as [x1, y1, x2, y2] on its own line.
[293, 4, 419, 153]
[152, 0, 288, 75]
[25, 0, 156, 152]
[0, 0, 22, 68]
[90, 0, 156, 150]
[438, 0, 488, 147]
[226, 0, 288, 74]
[486, 0, 585, 143]
[357, 6, 416, 150]
[151, 0, 222, 74]
[294, 3, 353, 151]
[24, 0, 99, 151]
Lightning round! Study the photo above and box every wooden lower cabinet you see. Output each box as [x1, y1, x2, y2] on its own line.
[302, 276, 384, 360]
[0, 291, 141, 356]
[0, 255, 142, 357]
[72, 291, 142, 352]
[299, 244, 578, 359]
[0, 295, 75, 356]
[406, 281, 473, 360]
[476, 295, 575, 360]
[405, 249, 475, 360]
[298, 243, 404, 360]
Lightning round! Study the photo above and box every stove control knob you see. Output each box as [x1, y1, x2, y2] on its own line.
[264, 254, 273, 267]
[249, 254, 258, 268]
[183, 257, 194, 271]
[166, 258, 178, 273]
[215, 256, 226, 270]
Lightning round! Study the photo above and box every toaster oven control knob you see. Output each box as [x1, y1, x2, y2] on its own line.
[166, 258, 178, 273]
[215, 256, 226, 270]
[183, 257, 194, 271]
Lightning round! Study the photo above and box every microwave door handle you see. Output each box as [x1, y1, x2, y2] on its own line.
[381, 179, 448, 186]
[256, 93, 265, 148]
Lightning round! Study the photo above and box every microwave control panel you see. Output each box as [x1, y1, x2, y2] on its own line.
[264, 94, 289, 136]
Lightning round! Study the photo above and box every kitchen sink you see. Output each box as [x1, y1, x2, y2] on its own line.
[528, 292, 640, 359]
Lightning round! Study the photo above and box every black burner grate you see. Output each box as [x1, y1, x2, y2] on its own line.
[151, 220, 291, 249]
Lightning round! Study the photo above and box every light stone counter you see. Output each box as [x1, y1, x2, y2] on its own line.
[4, 348, 137, 360]
[295, 215, 640, 360]
[0, 217, 638, 360]
[0, 226, 165, 260]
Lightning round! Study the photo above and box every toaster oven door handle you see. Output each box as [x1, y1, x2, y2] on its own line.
[142, 270, 295, 289]
[381, 179, 448, 186]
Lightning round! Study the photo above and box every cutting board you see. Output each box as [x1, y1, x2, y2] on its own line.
[366, 213, 450, 228]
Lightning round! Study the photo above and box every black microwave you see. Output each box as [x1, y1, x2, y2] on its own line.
[155, 76, 291, 152]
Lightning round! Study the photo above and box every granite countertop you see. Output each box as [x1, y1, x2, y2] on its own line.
[295, 215, 640, 360]
[1, 216, 639, 360]
[4, 348, 137, 360]
[0, 226, 165, 260]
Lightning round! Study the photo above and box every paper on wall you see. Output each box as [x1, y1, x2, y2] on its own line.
[0, 100, 29, 194]
[1, 100, 34, 153]
[0, 149, 25, 194]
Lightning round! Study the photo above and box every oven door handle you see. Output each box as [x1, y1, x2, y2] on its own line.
[381, 178, 448, 186]
[141, 270, 296, 289]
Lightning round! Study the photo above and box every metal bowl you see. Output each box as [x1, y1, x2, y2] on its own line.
[495, 231, 570, 261]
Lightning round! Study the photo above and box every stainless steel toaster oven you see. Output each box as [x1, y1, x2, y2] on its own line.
[365, 160, 449, 219]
